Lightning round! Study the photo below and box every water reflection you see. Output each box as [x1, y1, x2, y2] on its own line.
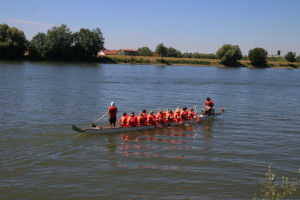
[108, 121, 219, 170]
[104, 135, 118, 152]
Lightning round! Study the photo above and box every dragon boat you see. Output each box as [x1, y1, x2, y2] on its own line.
[72, 108, 224, 134]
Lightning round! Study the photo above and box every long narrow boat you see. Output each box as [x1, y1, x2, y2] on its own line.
[72, 109, 224, 134]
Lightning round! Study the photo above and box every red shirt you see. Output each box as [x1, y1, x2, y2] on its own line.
[137, 115, 145, 126]
[108, 106, 118, 118]
[205, 100, 214, 108]
[181, 110, 189, 120]
[128, 116, 138, 127]
[189, 111, 196, 119]
[147, 114, 156, 125]
[166, 113, 174, 122]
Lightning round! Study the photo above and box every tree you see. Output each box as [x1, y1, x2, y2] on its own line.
[73, 28, 104, 60]
[248, 47, 268, 67]
[155, 43, 167, 58]
[285, 52, 296, 63]
[29, 32, 46, 58]
[0, 24, 27, 59]
[216, 44, 242, 66]
[296, 55, 300, 62]
[167, 47, 182, 58]
[138, 47, 153, 56]
[183, 52, 192, 58]
[43, 24, 73, 60]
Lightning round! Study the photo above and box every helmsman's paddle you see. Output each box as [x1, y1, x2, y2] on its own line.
[92, 112, 109, 127]
[72, 112, 109, 133]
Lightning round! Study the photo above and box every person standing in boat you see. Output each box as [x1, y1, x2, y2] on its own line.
[108, 102, 118, 128]
[203, 97, 214, 115]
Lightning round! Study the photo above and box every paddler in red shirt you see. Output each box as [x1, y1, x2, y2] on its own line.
[174, 108, 181, 122]
[166, 110, 174, 122]
[108, 102, 118, 128]
[118, 112, 128, 127]
[189, 107, 196, 120]
[137, 112, 145, 126]
[180, 107, 189, 120]
[156, 109, 165, 124]
[147, 110, 156, 125]
[142, 109, 148, 125]
[203, 97, 214, 115]
[128, 112, 138, 127]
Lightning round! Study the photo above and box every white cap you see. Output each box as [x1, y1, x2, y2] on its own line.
[111, 102, 115, 106]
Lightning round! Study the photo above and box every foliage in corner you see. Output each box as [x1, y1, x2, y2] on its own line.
[253, 165, 299, 200]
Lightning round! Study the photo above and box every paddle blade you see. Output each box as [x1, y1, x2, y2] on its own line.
[72, 125, 85, 133]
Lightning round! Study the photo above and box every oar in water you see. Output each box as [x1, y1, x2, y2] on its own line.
[72, 112, 109, 133]
[72, 124, 85, 133]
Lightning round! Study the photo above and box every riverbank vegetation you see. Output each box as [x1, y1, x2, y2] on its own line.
[254, 165, 299, 200]
[1, 23, 299, 68]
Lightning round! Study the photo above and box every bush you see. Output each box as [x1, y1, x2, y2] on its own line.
[248, 47, 268, 67]
[216, 44, 242, 66]
[254, 165, 299, 200]
[285, 52, 296, 63]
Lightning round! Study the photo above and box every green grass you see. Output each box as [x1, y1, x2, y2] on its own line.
[96, 55, 300, 68]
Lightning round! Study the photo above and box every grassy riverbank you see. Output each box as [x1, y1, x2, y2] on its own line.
[96, 55, 300, 68]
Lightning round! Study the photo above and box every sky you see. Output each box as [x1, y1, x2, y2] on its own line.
[1, 0, 300, 56]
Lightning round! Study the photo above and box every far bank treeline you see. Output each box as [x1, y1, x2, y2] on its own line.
[1, 23, 299, 67]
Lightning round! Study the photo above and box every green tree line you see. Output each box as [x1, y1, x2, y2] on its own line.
[1, 23, 299, 66]
[1, 23, 104, 61]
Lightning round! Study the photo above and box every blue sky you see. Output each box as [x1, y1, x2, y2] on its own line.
[2, 0, 300, 56]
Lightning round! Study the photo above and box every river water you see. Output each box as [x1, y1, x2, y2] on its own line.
[0, 61, 299, 199]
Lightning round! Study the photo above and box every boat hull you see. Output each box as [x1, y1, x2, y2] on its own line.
[83, 112, 222, 134]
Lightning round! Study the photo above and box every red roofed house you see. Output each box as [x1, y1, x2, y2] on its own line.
[118, 49, 139, 56]
[98, 50, 118, 55]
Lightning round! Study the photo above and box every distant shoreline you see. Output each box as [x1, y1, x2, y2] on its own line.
[1, 55, 299, 69]
[96, 55, 300, 69]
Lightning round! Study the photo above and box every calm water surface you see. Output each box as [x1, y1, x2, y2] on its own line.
[0, 61, 299, 199]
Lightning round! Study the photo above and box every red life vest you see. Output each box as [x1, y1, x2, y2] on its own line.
[137, 115, 145, 126]
[181, 110, 189, 120]
[174, 112, 181, 122]
[189, 111, 196, 119]
[156, 113, 165, 124]
[128, 116, 137, 127]
[119, 116, 128, 127]
[147, 114, 156, 125]
[166, 113, 174, 122]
